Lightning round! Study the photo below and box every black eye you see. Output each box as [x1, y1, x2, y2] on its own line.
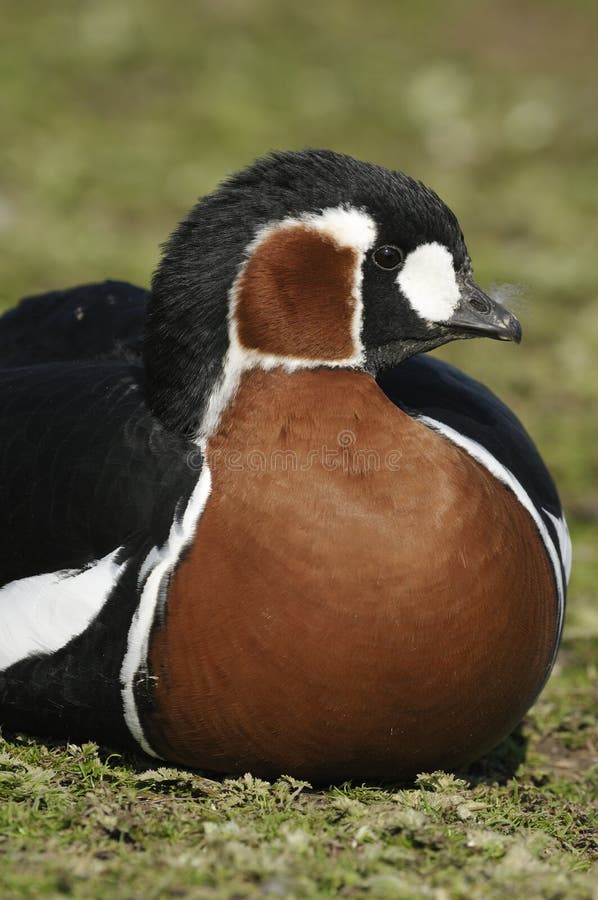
[372, 245, 404, 270]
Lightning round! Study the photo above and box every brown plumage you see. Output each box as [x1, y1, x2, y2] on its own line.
[145, 368, 556, 782]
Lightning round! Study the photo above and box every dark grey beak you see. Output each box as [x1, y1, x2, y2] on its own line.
[446, 278, 522, 344]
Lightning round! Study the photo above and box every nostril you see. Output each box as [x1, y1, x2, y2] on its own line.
[469, 292, 491, 314]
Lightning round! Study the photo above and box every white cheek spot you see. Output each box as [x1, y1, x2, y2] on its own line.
[397, 242, 460, 323]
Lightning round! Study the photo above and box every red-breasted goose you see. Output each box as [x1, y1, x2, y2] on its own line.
[0, 150, 571, 782]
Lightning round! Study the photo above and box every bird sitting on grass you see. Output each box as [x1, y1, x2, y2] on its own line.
[0, 150, 570, 783]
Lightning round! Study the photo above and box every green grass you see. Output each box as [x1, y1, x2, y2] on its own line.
[1, 1, 597, 896]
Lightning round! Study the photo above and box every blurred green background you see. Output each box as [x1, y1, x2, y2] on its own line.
[1, 0, 596, 634]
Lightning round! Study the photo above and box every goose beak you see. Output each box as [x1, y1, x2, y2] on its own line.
[446, 279, 522, 343]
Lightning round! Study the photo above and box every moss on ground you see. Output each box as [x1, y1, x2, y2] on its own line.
[1, 0, 597, 896]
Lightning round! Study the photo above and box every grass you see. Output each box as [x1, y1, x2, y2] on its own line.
[0, 0, 597, 896]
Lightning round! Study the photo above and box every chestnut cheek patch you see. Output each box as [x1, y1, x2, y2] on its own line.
[234, 224, 358, 361]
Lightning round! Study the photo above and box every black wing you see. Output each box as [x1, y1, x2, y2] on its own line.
[0, 359, 197, 586]
[0, 280, 147, 367]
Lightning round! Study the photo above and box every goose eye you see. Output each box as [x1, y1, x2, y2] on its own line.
[372, 245, 404, 270]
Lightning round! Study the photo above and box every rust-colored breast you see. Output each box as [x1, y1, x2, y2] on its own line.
[145, 369, 557, 782]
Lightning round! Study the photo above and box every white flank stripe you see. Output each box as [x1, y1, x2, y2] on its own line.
[0, 549, 126, 671]
[120, 463, 213, 757]
[417, 416, 566, 667]
[543, 508, 572, 584]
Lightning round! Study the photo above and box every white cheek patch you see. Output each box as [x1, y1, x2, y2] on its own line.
[397, 242, 460, 323]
